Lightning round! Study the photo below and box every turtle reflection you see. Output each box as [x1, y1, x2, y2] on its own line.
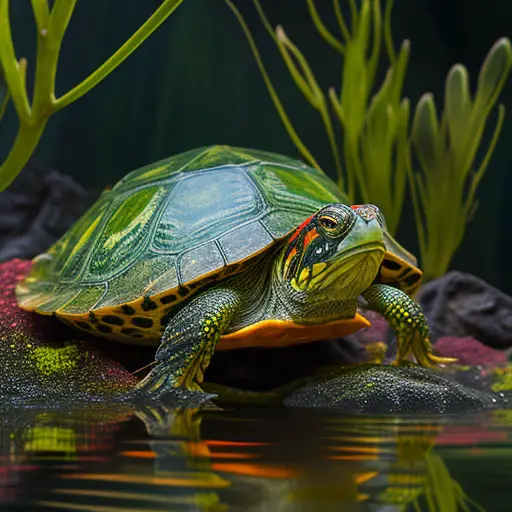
[133, 407, 487, 511]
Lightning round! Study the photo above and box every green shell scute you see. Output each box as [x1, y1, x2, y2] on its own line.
[251, 163, 343, 237]
[115, 146, 283, 189]
[60, 285, 106, 314]
[57, 200, 107, 281]
[99, 255, 175, 308]
[152, 166, 263, 254]
[252, 162, 342, 207]
[88, 185, 164, 280]
[19, 145, 353, 315]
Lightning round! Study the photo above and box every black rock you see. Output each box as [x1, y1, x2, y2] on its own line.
[0, 161, 92, 262]
[418, 271, 512, 349]
[283, 364, 504, 414]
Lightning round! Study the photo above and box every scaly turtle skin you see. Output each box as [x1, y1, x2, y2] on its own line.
[16, 145, 453, 399]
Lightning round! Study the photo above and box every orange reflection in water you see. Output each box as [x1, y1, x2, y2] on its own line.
[62, 472, 231, 488]
[121, 449, 258, 460]
[212, 462, 300, 479]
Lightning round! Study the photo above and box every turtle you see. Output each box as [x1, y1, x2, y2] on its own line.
[16, 145, 453, 400]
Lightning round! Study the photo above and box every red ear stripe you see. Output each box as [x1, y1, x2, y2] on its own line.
[288, 215, 314, 244]
[284, 246, 298, 275]
[303, 228, 319, 249]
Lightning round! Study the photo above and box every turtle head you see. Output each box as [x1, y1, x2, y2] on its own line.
[279, 204, 386, 300]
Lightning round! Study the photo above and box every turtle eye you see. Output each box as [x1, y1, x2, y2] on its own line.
[317, 205, 356, 238]
[319, 215, 338, 230]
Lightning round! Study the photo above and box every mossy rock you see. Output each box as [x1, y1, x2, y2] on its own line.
[283, 364, 505, 414]
[0, 259, 137, 406]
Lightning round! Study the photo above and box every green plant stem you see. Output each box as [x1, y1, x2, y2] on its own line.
[348, 0, 359, 31]
[464, 104, 505, 215]
[0, 0, 31, 121]
[274, 26, 344, 188]
[306, 0, 344, 54]
[383, 0, 395, 62]
[0, 121, 47, 186]
[55, 0, 183, 110]
[0, 83, 9, 121]
[0, 0, 183, 191]
[368, 0, 382, 84]
[30, 0, 50, 29]
[225, 0, 320, 171]
[275, 26, 319, 106]
[33, 0, 78, 118]
[333, 0, 350, 42]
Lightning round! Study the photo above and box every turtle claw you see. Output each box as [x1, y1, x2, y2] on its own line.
[362, 284, 457, 368]
[394, 327, 458, 367]
[135, 405, 203, 438]
[128, 384, 216, 409]
[127, 364, 217, 408]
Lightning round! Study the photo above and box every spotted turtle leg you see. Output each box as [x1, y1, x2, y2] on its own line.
[133, 288, 241, 402]
[362, 283, 456, 367]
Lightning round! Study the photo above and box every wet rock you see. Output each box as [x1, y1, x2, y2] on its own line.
[0, 162, 92, 262]
[434, 336, 508, 366]
[0, 259, 138, 405]
[418, 271, 512, 349]
[283, 364, 504, 414]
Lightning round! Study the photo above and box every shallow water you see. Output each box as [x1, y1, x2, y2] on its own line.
[1, 404, 511, 511]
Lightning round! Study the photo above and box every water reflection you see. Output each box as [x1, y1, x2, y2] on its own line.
[1, 404, 509, 510]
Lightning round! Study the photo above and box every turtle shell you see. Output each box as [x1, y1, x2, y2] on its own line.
[16, 145, 421, 344]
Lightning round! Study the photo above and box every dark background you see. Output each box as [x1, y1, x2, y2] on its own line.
[1, 0, 511, 293]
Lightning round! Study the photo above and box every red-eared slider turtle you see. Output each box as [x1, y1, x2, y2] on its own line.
[16, 146, 452, 399]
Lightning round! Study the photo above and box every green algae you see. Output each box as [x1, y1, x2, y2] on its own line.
[491, 364, 512, 393]
[23, 426, 77, 455]
[29, 344, 81, 377]
[283, 364, 502, 414]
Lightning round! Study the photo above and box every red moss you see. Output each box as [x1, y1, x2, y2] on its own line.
[0, 259, 137, 401]
[0, 259, 59, 340]
[434, 336, 508, 366]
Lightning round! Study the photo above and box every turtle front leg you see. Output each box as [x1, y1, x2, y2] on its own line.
[134, 288, 241, 401]
[362, 284, 456, 367]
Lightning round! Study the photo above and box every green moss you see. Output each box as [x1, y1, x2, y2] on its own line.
[24, 426, 77, 455]
[29, 344, 81, 377]
[491, 365, 512, 393]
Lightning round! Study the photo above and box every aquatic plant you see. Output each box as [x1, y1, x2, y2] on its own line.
[225, 0, 410, 236]
[227, 0, 511, 281]
[413, 450, 486, 512]
[410, 38, 512, 281]
[0, 64, 8, 121]
[378, 431, 486, 511]
[0, 0, 183, 191]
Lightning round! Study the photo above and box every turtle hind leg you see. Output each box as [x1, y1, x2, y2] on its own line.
[132, 287, 241, 402]
[362, 283, 457, 367]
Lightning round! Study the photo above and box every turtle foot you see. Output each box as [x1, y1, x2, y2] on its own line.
[127, 384, 217, 409]
[124, 364, 217, 408]
[395, 328, 458, 367]
[135, 405, 208, 438]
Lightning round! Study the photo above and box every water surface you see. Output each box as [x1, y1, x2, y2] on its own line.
[1, 404, 510, 511]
